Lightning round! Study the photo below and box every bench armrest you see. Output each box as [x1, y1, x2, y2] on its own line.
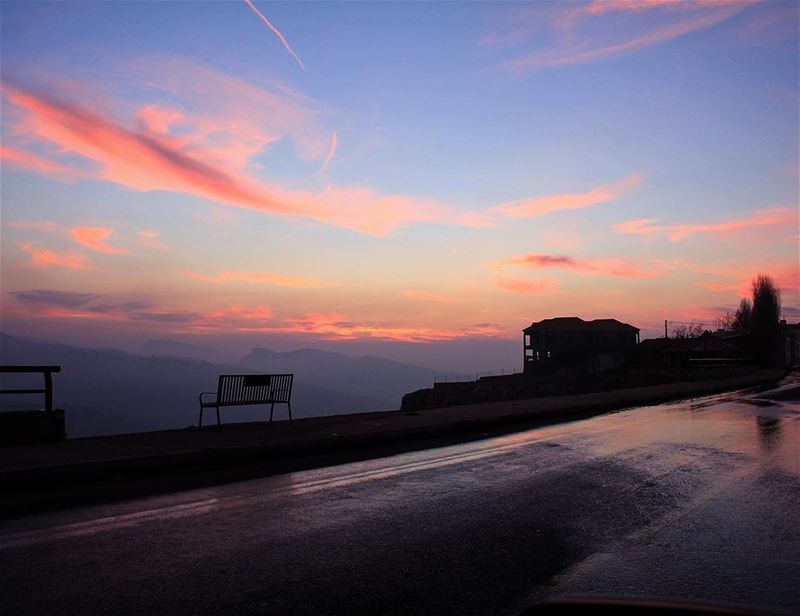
[199, 391, 217, 404]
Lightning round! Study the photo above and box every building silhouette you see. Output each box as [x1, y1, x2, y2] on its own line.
[523, 317, 640, 374]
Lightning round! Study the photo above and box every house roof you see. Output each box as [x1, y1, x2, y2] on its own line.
[637, 331, 743, 352]
[523, 317, 639, 333]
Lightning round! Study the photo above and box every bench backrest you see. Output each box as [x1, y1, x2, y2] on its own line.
[216, 374, 292, 407]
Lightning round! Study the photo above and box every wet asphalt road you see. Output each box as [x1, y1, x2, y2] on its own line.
[1, 386, 798, 615]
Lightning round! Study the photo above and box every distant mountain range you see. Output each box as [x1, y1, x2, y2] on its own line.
[141, 338, 222, 361]
[239, 347, 460, 408]
[0, 334, 460, 438]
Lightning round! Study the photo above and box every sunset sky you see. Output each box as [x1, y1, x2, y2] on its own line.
[1, 1, 798, 372]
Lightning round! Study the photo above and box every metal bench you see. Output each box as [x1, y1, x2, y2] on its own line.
[198, 374, 293, 428]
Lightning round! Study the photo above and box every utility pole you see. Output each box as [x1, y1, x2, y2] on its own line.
[664, 319, 668, 339]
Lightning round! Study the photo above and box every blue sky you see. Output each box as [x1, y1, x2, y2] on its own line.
[1, 1, 797, 370]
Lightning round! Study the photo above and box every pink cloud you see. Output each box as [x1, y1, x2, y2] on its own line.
[128, 57, 325, 161]
[206, 304, 273, 321]
[561, 0, 734, 22]
[71, 226, 128, 255]
[495, 277, 559, 295]
[695, 262, 800, 299]
[321, 131, 337, 174]
[3, 80, 449, 236]
[137, 230, 170, 251]
[244, 0, 306, 70]
[256, 312, 503, 342]
[403, 290, 462, 304]
[613, 208, 797, 241]
[496, 1, 748, 72]
[186, 269, 332, 288]
[489, 173, 642, 219]
[490, 253, 661, 278]
[0, 145, 89, 180]
[136, 105, 185, 135]
[19, 243, 91, 270]
[695, 282, 741, 292]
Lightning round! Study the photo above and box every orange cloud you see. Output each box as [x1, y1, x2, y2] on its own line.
[259, 312, 503, 342]
[186, 269, 332, 288]
[613, 208, 797, 241]
[3, 80, 448, 236]
[695, 282, 741, 292]
[137, 230, 169, 251]
[177, 309, 504, 342]
[489, 173, 642, 219]
[0, 145, 88, 179]
[490, 253, 660, 278]
[495, 277, 558, 295]
[206, 304, 273, 321]
[403, 290, 462, 304]
[71, 226, 128, 254]
[244, 0, 306, 70]
[696, 262, 800, 299]
[19, 243, 91, 270]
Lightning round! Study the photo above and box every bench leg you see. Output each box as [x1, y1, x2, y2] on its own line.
[287, 402, 293, 426]
[269, 402, 275, 424]
[215, 406, 221, 429]
[198, 405, 204, 429]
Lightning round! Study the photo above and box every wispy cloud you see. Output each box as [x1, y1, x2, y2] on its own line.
[206, 304, 273, 321]
[244, 0, 306, 70]
[489, 253, 661, 278]
[403, 290, 462, 304]
[137, 230, 170, 252]
[136, 105, 185, 135]
[489, 1, 749, 72]
[7, 220, 59, 232]
[71, 226, 128, 255]
[256, 312, 503, 342]
[613, 207, 797, 241]
[494, 277, 559, 295]
[695, 262, 800, 299]
[186, 269, 332, 288]
[2, 79, 449, 236]
[8, 288, 505, 342]
[487, 173, 642, 220]
[321, 131, 337, 174]
[1, 146, 89, 180]
[10, 289, 198, 323]
[18, 243, 91, 270]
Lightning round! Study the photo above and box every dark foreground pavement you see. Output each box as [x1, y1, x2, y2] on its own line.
[0, 380, 797, 615]
[0, 369, 786, 516]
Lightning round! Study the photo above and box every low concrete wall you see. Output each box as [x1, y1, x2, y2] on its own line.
[0, 410, 66, 445]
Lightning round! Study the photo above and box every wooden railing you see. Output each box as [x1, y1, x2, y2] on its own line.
[0, 365, 61, 411]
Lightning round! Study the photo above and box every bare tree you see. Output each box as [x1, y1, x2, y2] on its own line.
[672, 321, 704, 339]
[715, 311, 735, 332]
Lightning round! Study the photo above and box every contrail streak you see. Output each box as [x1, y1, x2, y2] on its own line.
[321, 131, 337, 174]
[244, 0, 306, 70]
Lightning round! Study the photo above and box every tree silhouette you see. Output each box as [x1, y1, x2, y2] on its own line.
[673, 321, 704, 339]
[750, 274, 781, 365]
[733, 298, 753, 333]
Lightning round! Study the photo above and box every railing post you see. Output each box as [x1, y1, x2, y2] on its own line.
[44, 370, 53, 411]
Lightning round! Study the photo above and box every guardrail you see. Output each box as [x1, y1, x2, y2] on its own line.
[0, 365, 61, 411]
